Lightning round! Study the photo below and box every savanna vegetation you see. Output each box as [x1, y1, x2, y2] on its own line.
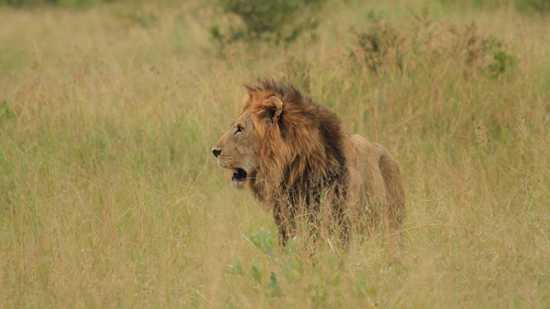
[1, 0, 549, 307]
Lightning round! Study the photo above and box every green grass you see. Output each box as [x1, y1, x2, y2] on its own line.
[0, 1, 549, 308]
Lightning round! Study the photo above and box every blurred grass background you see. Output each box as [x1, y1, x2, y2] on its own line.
[1, 0, 549, 307]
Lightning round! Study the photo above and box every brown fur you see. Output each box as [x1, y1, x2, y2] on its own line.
[213, 79, 405, 245]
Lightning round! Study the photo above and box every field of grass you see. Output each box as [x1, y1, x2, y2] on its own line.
[1, 0, 549, 307]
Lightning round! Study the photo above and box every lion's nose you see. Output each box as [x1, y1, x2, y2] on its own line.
[211, 147, 222, 158]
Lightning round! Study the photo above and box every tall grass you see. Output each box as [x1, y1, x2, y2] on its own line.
[1, 1, 549, 307]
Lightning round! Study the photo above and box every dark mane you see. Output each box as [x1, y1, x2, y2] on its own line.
[245, 79, 348, 217]
[245, 79, 305, 106]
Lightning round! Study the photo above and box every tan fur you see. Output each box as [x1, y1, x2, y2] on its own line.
[346, 135, 405, 233]
[213, 80, 405, 245]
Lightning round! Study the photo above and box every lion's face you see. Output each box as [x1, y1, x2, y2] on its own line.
[212, 111, 260, 188]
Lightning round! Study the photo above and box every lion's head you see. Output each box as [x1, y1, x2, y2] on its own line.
[212, 80, 347, 200]
[211, 85, 285, 188]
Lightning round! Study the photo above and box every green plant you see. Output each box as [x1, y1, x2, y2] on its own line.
[210, 0, 325, 50]
[438, 0, 512, 9]
[116, 9, 158, 28]
[0, 0, 111, 7]
[351, 17, 516, 78]
[247, 228, 274, 255]
[0, 101, 15, 124]
[268, 272, 282, 297]
[483, 37, 517, 78]
[250, 263, 263, 285]
[438, 0, 550, 14]
[351, 22, 404, 74]
[515, 0, 550, 13]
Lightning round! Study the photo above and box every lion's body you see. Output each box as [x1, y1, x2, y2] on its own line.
[346, 135, 405, 232]
[213, 80, 405, 245]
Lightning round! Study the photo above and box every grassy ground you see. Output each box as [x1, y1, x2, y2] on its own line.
[1, 1, 549, 308]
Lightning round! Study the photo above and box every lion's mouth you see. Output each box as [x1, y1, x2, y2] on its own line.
[232, 168, 248, 185]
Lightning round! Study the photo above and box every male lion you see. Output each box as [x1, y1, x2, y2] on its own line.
[212, 80, 405, 246]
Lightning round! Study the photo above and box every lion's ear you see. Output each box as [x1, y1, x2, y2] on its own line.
[244, 85, 255, 93]
[262, 96, 284, 124]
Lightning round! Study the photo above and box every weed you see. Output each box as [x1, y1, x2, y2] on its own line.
[516, 0, 550, 13]
[250, 263, 263, 285]
[116, 9, 158, 28]
[247, 228, 274, 256]
[0, 0, 108, 7]
[0, 101, 15, 124]
[210, 0, 325, 53]
[351, 16, 517, 78]
[351, 22, 405, 74]
[227, 258, 244, 275]
[267, 272, 282, 297]
[438, 0, 550, 14]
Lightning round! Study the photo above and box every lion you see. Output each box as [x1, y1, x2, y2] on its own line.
[212, 79, 405, 246]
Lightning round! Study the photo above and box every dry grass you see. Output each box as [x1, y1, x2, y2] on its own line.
[1, 1, 549, 308]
